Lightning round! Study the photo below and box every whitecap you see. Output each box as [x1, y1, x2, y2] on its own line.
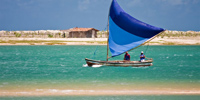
[187, 54, 193, 56]
[82, 64, 88, 67]
[131, 66, 149, 69]
[60, 58, 65, 60]
[60, 64, 65, 67]
[83, 64, 102, 68]
[92, 65, 102, 68]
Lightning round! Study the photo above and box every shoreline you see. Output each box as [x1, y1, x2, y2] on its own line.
[1, 89, 200, 96]
[1, 82, 200, 96]
[0, 37, 199, 45]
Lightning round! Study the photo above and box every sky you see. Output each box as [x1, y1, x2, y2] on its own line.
[0, 0, 199, 31]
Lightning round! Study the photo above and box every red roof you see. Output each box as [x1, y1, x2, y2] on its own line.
[62, 27, 99, 32]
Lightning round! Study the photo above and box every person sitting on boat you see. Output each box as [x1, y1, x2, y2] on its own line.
[140, 51, 145, 62]
[124, 52, 130, 61]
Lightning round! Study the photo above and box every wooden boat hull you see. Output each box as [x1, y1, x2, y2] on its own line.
[85, 58, 153, 67]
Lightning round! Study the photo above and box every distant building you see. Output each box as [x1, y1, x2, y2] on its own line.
[61, 27, 99, 38]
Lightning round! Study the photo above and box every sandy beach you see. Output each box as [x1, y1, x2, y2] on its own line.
[0, 38, 107, 45]
[0, 37, 199, 45]
[150, 37, 200, 45]
[1, 89, 200, 96]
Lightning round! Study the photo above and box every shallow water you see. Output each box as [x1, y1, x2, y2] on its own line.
[0, 45, 200, 97]
[1, 95, 200, 100]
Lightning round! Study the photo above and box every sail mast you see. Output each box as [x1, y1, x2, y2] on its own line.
[106, 27, 109, 61]
[106, 12, 110, 61]
[106, 17, 109, 61]
[106, 0, 113, 61]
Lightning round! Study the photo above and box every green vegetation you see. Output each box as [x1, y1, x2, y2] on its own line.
[0, 30, 199, 45]
[14, 32, 21, 37]
[97, 30, 108, 38]
[158, 31, 200, 38]
[48, 34, 53, 38]
[96, 41, 107, 44]
[162, 42, 175, 45]
[45, 42, 66, 45]
[0, 40, 65, 43]
[0, 40, 107, 45]
[149, 41, 161, 44]
[1, 30, 199, 38]
[58, 32, 61, 38]
[62, 33, 66, 38]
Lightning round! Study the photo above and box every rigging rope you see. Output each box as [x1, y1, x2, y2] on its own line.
[91, 23, 107, 59]
[92, 46, 99, 59]
[144, 42, 150, 55]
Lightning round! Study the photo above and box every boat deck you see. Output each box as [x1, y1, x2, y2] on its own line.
[85, 58, 153, 67]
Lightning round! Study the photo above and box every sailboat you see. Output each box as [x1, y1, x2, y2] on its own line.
[85, 0, 165, 67]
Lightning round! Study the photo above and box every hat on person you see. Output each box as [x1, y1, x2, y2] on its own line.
[141, 51, 144, 53]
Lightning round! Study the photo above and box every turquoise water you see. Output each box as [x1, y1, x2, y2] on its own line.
[1, 95, 200, 100]
[0, 45, 200, 99]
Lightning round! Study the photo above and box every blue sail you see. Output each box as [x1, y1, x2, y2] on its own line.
[109, 0, 165, 57]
